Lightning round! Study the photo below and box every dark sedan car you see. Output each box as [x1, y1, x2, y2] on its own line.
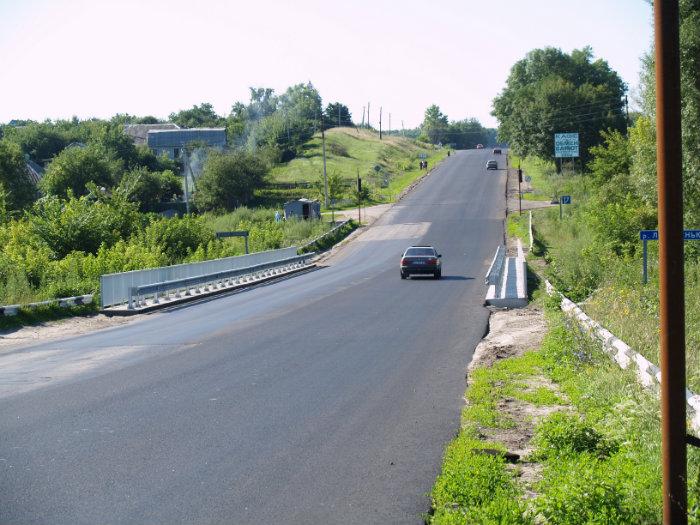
[400, 245, 442, 279]
[486, 160, 498, 170]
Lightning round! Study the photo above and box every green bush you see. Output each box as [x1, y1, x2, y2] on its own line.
[141, 216, 215, 260]
[534, 454, 635, 525]
[532, 412, 618, 460]
[28, 191, 141, 258]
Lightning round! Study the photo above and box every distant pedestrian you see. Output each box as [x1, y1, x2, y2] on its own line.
[275, 210, 281, 222]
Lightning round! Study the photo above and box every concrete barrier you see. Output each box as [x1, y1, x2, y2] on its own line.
[547, 279, 700, 433]
[485, 240, 528, 308]
[0, 295, 93, 317]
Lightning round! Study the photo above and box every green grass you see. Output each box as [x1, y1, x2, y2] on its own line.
[430, 272, 700, 523]
[507, 213, 529, 245]
[269, 127, 448, 207]
[430, 430, 531, 524]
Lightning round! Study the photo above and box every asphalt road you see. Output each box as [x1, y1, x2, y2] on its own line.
[0, 149, 506, 524]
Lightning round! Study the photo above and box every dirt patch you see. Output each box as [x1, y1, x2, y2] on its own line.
[469, 307, 548, 370]
[0, 314, 139, 351]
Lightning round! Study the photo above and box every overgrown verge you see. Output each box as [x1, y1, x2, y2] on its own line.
[299, 219, 357, 254]
[0, 199, 334, 309]
[506, 156, 699, 393]
[430, 295, 700, 524]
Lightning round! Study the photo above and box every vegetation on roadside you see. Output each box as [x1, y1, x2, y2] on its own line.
[430, 295, 700, 524]
[0, 194, 335, 307]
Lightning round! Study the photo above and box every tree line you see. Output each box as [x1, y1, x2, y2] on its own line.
[0, 82, 354, 217]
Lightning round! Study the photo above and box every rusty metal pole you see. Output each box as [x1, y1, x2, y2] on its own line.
[655, 1, 687, 523]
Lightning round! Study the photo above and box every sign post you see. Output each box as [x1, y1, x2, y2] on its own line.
[639, 229, 700, 283]
[559, 195, 571, 220]
[215, 230, 250, 254]
[518, 164, 522, 215]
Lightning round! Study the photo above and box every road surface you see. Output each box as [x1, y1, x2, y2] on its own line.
[0, 149, 506, 524]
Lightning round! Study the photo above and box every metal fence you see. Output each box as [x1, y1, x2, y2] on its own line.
[128, 253, 314, 309]
[100, 247, 298, 308]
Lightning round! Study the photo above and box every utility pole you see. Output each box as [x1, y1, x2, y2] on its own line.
[357, 169, 362, 225]
[181, 148, 190, 215]
[361, 106, 365, 128]
[321, 116, 329, 208]
[379, 107, 383, 140]
[655, 2, 687, 523]
[367, 102, 370, 129]
[401, 120, 405, 136]
[518, 163, 522, 215]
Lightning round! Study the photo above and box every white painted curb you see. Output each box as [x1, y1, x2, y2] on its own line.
[547, 280, 700, 432]
[1, 294, 93, 316]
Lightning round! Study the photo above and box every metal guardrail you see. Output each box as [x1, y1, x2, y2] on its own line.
[128, 253, 315, 309]
[299, 219, 352, 253]
[485, 245, 506, 285]
[101, 247, 298, 308]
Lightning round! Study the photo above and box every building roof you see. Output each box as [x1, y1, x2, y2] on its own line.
[147, 128, 227, 149]
[124, 123, 180, 145]
[25, 159, 44, 185]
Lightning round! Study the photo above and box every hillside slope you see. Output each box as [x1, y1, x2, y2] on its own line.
[265, 127, 447, 206]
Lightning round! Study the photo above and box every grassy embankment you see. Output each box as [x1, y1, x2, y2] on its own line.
[431, 292, 700, 524]
[266, 127, 448, 208]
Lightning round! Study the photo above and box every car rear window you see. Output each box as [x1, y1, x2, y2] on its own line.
[405, 248, 435, 256]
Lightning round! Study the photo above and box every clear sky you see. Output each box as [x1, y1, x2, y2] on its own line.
[0, 0, 653, 129]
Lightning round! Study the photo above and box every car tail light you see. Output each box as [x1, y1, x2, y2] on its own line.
[427, 258, 437, 264]
[401, 258, 408, 265]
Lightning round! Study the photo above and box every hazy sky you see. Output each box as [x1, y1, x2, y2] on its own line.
[0, 0, 653, 128]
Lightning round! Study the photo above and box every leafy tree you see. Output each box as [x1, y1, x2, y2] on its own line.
[634, 0, 700, 225]
[314, 169, 346, 212]
[2, 122, 71, 164]
[118, 167, 183, 212]
[324, 103, 352, 128]
[444, 119, 495, 149]
[28, 186, 141, 258]
[587, 129, 631, 185]
[0, 139, 37, 213]
[227, 102, 249, 144]
[247, 88, 278, 121]
[169, 103, 224, 128]
[492, 46, 627, 165]
[41, 144, 121, 198]
[195, 150, 268, 211]
[421, 105, 449, 144]
[278, 82, 322, 124]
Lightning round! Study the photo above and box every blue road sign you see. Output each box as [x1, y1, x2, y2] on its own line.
[640, 229, 700, 283]
[561, 195, 571, 204]
[639, 230, 700, 241]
